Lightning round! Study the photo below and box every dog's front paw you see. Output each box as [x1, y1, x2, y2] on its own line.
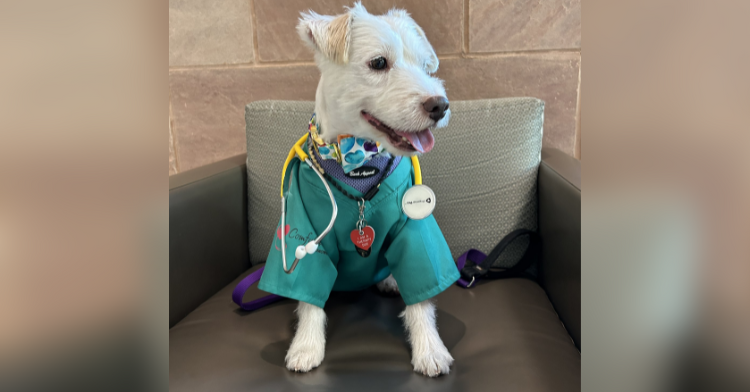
[376, 274, 400, 295]
[285, 343, 324, 373]
[412, 343, 454, 377]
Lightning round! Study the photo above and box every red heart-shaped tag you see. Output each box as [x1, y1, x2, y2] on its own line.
[350, 226, 375, 251]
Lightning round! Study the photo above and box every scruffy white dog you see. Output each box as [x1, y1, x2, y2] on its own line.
[283, 3, 453, 377]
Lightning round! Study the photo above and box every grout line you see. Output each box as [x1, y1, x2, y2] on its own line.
[463, 0, 470, 54]
[464, 48, 581, 57]
[436, 53, 467, 61]
[169, 60, 317, 72]
[574, 56, 582, 159]
[171, 45, 581, 72]
[441, 48, 581, 60]
[169, 84, 181, 174]
[168, 48, 582, 72]
[249, 0, 260, 64]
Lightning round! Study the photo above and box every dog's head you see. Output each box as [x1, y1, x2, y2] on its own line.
[298, 2, 449, 155]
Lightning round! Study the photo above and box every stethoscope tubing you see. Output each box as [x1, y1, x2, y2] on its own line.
[281, 159, 338, 274]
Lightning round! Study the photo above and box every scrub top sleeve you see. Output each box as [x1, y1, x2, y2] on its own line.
[258, 161, 338, 308]
[384, 215, 460, 305]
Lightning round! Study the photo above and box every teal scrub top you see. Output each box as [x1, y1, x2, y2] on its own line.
[258, 149, 459, 308]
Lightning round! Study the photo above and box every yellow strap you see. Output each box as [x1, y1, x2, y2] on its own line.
[280, 134, 310, 198]
[411, 156, 422, 185]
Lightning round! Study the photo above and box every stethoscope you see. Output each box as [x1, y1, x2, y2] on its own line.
[279, 133, 433, 274]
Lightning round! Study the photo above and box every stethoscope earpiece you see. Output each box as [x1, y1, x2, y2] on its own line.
[295, 245, 307, 260]
[293, 241, 319, 260]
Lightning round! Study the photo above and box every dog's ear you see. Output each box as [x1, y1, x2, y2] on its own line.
[413, 23, 439, 73]
[297, 11, 352, 65]
[386, 9, 439, 73]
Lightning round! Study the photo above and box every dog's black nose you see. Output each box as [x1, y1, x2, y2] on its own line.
[423, 96, 449, 121]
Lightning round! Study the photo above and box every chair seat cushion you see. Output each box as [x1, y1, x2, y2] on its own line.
[169, 265, 580, 392]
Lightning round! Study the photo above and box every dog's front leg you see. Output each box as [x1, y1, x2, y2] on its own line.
[401, 299, 454, 377]
[285, 301, 326, 372]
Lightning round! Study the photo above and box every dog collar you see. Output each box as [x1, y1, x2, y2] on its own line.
[308, 113, 384, 173]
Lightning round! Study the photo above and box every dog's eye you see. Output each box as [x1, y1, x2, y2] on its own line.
[369, 57, 388, 71]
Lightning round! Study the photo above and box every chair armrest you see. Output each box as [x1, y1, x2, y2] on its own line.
[538, 147, 581, 348]
[169, 154, 250, 327]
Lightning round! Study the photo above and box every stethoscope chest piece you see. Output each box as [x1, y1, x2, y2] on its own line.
[401, 184, 436, 220]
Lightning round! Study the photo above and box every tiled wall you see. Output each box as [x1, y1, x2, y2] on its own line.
[169, 0, 581, 174]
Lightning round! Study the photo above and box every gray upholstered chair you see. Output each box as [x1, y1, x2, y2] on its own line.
[169, 99, 581, 391]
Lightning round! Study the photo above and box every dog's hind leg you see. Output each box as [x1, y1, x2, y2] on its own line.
[400, 299, 454, 377]
[285, 301, 326, 372]
[376, 274, 400, 294]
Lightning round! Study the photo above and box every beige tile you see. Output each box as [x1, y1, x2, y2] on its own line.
[169, 65, 320, 171]
[436, 53, 581, 155]
[469, 0, 580, 53]
[254, 0, 463, 62]
[169, 117, 178, 175]
[169, 0, 254, 66]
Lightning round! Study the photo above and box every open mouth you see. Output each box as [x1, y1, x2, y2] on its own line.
[361, 111, 435, 153]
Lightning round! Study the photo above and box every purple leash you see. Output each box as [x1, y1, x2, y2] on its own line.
[231, 266, 285, 311]
[455, 249, 488, 288]
[455, 229, 540, 288]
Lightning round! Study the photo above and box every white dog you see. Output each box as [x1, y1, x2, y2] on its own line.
[283, 3, 453, 377]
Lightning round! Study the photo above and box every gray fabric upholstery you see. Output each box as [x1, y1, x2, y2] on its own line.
[169, 265, 581, 392]
[245, 98, 543, 268]
[420, 98, 543, 266]
[245, 101, 315, 265]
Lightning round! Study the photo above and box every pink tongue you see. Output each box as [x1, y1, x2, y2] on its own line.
[396, 129, 435, 153]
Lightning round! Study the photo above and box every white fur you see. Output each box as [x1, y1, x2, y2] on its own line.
[376, 274, 400, 294]
[285, 301, 327, 372]
[286, 3, 454, 376]
[401, 300, 454, 377]
[297, 2, 450, 155]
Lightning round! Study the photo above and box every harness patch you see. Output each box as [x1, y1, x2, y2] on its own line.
[344, 166, 380, 179]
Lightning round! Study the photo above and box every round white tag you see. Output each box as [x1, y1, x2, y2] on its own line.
[401, 185, 436, 220]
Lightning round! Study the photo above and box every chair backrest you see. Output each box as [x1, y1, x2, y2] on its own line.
[245, 98, 543, 267]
